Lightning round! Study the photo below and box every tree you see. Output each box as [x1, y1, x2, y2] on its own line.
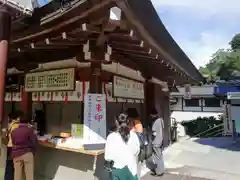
[199, 49, 240, 82]
[199, 33, 240, 82]
[216, 60, 235, 81]
[230, 33, 240, 50]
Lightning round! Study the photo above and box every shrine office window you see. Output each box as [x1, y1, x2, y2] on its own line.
[204, 98, 221, 107]
[185, 98, 200, 107]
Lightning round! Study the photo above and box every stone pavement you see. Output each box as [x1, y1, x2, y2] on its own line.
[1, 137, 239, 180]
[142, 172, 211, 180]
[162, 137, 240, 180]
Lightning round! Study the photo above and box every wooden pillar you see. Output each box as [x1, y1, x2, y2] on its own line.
[161, 93, 171, 146]
[83, 40, 112, 93]
[20, 87, 32, 120]
[0, 8, 11, 123]
[89, 63, 102, 93]
[83, 39, 112, 135]
[144, 77, 155, 127]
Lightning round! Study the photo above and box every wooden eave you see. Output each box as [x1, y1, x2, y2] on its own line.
[114, 0, 204, 83]
[8, 0, 193, 85]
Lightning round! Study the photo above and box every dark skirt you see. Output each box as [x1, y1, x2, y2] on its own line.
[4, 147, 14, 180]
[110, 166, 138, 180]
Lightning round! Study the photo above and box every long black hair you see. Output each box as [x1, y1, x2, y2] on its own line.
[117, 113, 130, 143]
[125, 108, 139, 119]
[8, 111, 23, 122]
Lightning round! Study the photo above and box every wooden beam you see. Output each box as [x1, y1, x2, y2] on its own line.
[12, 0, 113, 44]
[110, 41, 145, 52]
[113, 0, 187, 75]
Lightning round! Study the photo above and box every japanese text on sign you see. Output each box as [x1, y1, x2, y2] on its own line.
[113, 76, 144, 99]
[83, 94, 107, 144]
[95, 96, 103, 121]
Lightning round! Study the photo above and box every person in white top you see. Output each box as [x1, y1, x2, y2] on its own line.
[105, 113, 140, 180]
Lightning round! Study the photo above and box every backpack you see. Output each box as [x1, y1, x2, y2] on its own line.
[2, 121, 17, 146]
[137, 132, 148, 149]
[137, 131, 152, 161]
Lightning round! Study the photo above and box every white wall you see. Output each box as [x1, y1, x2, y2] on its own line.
[171, 85, 215, 97]
[171, 97, 223, 113]
[171, 111, 223, 122]
[171, 98, 183, 111]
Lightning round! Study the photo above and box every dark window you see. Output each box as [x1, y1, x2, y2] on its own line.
[185, 98, 199, 107]
[204, 98, 220, 107]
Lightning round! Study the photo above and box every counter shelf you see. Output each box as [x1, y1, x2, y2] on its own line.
[38, 141, 105, 156]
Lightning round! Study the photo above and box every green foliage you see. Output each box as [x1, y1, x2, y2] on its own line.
[199, 49, 240, 82]
[230, 33, 240, 50]
[181, 116, 223, 137]
[199, 33, 240, 82]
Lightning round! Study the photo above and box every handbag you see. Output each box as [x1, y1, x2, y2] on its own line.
[104, 160, 114, 172]
[2, 122, 16, 146]
[146, 156, 157, 170]
[138, 131, 153, 161]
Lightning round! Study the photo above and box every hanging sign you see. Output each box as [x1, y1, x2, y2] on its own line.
[227, 92, 240, 100]
[83, 94, 106, 144]
[184, 84, 191, 99]
[31, 81, 89, 102]
[25, 68, 75, 92]
[113, 76, 144, 99]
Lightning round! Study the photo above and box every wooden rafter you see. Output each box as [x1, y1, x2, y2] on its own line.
[8, 1, 191, 84]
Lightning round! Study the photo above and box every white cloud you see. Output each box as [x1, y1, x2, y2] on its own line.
[178, 32, 230, 68]
[150, 0, 239, 68]
[152, 0, 240, 16]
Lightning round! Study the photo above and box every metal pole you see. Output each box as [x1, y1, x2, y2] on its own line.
[0, 7, 11, 124]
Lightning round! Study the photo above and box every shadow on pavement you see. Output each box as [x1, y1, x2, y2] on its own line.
[141, 172, 212, 180]
[193, 137, 240, 151]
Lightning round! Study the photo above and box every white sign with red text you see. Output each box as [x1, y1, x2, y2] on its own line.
[83, 93, 106, 144]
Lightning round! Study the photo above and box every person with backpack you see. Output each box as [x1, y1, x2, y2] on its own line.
[125, 108, 150, 159]
[125, 108, 143, 133]
[125, 108, 144, 179]
[2, 111, 22, 180]
[11, 117, 38, 180]
[104, 113, 140, 180]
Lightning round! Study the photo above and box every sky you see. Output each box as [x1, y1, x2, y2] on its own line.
[151, 0, 240, 68]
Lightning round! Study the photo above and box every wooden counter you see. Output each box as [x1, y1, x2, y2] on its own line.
[36, 142, 108, 180]
[39, 141, 105, 156]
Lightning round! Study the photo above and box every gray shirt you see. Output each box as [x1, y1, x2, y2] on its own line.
[152, 117, 164, 146]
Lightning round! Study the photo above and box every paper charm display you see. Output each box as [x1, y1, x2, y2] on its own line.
[12, 92, 21, 102]
[31, 81, 90, 102]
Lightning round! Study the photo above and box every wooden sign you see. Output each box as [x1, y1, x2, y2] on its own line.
[113, 76, 144, 99]
[5, 75, 21, 92]
[25, 68, 75, 92]
[103, 83, 142, 103]
[103, 82, 116, 102]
